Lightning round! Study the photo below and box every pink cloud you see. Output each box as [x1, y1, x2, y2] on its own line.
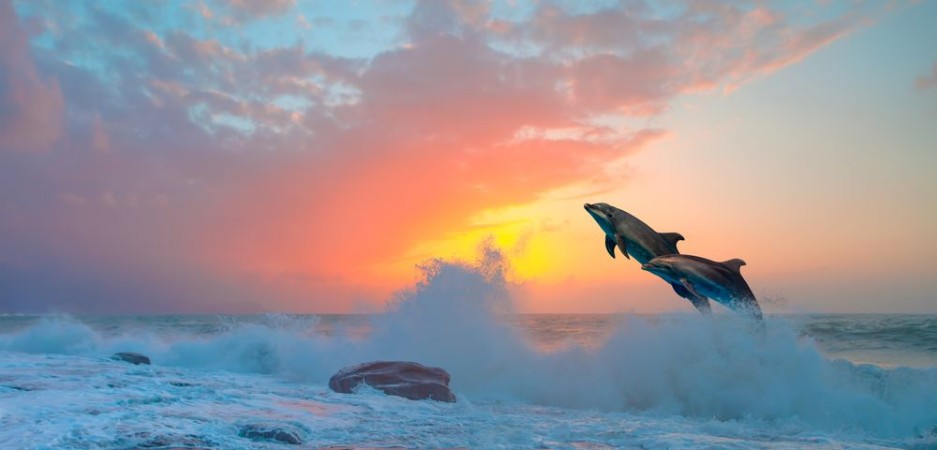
[215, 0, 296, 23]
[671, 4, 860, 92]
[0, 0, 64, 152]
[0, 0, 876, 312]
[915, 62, 937, 90]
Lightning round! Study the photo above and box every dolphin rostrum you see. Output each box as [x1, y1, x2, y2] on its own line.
[641, 254, 763, 320]
[583, 202, 710, 314]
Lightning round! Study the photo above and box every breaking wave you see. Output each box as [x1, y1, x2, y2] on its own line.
[1, 249, 935, 440]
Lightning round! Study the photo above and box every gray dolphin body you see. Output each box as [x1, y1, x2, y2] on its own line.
[584, 202, 710, 314]
[641, 254, 763, 320]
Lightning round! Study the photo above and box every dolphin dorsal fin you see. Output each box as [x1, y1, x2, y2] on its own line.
[658, 232, 684, 252]
[722, 258, 746, 272]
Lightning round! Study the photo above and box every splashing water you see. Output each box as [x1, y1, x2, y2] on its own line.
[1, 249, 936, 448]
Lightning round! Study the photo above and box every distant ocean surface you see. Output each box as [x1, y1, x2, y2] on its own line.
[2, 311, 936, 449]
[5, 313, 934, 368]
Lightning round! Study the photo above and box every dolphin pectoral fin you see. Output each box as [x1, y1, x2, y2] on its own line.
[670, 282, 693, 300]
[604, 235, 617, 258]
[670, 283, 711, 315]
[658, 232, 685, 252]
[689, 296, 712, 315]
[616, 236, 630, 260]
[680, 278, 704, 300]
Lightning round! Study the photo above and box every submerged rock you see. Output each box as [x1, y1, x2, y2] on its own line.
[238, 423, 304, 445]
[111, 352, 151, 365]
[328, 361, 456, 402]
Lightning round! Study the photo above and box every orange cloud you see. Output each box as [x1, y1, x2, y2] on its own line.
[0, 0, 875, 313]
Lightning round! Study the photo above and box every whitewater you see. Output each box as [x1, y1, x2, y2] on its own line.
[2, 256, 936, 449]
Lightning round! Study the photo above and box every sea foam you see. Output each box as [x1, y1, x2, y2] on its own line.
[1, 249, 935, 441]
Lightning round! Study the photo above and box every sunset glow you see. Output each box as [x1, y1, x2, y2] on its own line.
[1, 0, 935, 314]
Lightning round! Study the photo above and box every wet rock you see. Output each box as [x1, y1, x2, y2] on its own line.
[127, 431, 214, 449]
[238, 423, 304, 445]
[317, 447, 466, 450]
[328, 361, 456, 402]
[316, 447, 409, 450]
[111, 352, 151, 365]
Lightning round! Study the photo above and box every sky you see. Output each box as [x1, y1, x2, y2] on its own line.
[0, 0, 935, 314]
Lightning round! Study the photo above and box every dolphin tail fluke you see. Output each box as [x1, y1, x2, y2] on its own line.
[670, 282, 711, 315]
[658, 232, 685, 253]
[604, 235, 616, 258]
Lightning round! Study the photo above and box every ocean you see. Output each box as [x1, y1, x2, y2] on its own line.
[1, 262, 936, 449]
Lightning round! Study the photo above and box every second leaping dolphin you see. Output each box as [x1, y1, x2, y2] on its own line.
[584, 202, 710, 314]
[641, 254, 763, 320]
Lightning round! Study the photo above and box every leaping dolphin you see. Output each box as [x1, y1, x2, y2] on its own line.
[583, 202, 710, 314]
[641, 254, 763, 320]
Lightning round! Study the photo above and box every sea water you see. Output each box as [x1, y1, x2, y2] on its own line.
[1, 258, 936, 449]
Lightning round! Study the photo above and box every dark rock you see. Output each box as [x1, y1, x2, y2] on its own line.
[238, 423, 304, 445]
[2, 385, 35, 392]
[316, 447, 466, 450]
[328, 361, 456, 402]
[316, 447, 409, 450]
[111, 352, 151, 365]
[127, 431, 215, 449]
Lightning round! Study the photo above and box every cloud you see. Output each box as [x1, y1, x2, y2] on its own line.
[0, 0, 873, 312]
[915, 61, 937, 90]
[215, 0, 296, 23]
[0, 0, 64, 152]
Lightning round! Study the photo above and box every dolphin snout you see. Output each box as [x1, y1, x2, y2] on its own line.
[583, 203, 592, 210]
[641, 263, 655, 271]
